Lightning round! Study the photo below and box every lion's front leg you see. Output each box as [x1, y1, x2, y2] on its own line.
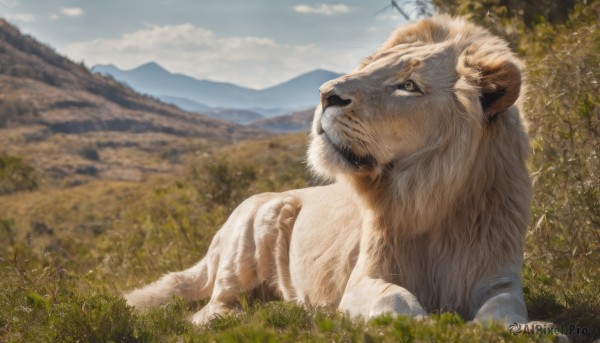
[339, 276, 427, 319]
[473, 292, 528, 325]
[472, 267, 528, 325]
[471, 291, 569, 340]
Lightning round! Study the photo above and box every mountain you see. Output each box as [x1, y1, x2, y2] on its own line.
[260, 70, 341, 110]
[250, 108, 314, 133]
[92, 63, 342, 115]
[0, 19, 265, 182]
[92, 62, 256, 110]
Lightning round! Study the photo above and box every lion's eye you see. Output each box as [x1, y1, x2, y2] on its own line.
[398, 80, 419, 92]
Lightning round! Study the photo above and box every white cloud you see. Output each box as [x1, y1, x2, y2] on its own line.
[61, 7, 84, 17]
[0, 0, 19, 8]
[5, 13, 34, 22]
[293, 4, 350, 16]
[61, 23, 362, 89]
[49, 13, 59, 21]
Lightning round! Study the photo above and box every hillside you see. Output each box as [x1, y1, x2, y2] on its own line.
[206, 108, 265, 125]
[93, 63, 341, 114]
[0, 19, 266, 182]
[250, 108, 314, 132]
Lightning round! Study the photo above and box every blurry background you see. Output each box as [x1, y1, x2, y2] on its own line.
[0, 0, 598, 342]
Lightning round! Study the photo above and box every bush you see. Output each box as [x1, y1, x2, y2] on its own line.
[78, 143, 100, 161]
[0, 154, 38, 194]
[201, 159, 257, 207]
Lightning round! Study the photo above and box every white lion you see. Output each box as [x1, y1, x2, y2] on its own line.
[125, 15, 532, 326]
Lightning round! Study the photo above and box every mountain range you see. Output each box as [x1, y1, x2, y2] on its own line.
[0, 19, 263, 140]
[0, 18, 265, 181]
[92, 63, 341, 117]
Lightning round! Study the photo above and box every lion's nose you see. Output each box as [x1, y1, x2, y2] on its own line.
[323, 94, 352, 110]
[320, 81, 352, 110]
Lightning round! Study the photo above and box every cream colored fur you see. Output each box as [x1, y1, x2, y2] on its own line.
[125, 16, 532, 326]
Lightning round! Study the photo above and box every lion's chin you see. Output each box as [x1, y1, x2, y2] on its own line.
[308, 132, 378, 179]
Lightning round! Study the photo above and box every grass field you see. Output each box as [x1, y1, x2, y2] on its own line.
[0, 132, 597, 342]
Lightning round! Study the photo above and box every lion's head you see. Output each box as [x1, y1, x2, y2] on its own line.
[308, 16, 524, 184]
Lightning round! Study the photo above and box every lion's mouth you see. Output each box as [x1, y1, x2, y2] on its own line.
[320, 132, 377, 169]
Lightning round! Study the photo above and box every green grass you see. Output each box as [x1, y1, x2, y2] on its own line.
[0, 265, 554, 342]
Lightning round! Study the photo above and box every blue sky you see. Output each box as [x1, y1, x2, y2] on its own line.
[0, 0, 424, 88]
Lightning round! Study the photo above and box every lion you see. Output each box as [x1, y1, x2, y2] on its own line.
[124, 15, 532, 326]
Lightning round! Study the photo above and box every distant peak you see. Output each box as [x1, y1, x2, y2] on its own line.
[259, 68, 343, 91]
[130, 61, 169, 73]
[139, 61, 162, 68]
[91, 64, 121, 74]
[304, 69, 342, 77]
[309, 68, 331, 74]
[286, 69, 342, 81]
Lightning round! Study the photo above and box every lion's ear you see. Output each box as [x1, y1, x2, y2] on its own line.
[479, 60, 521, 117]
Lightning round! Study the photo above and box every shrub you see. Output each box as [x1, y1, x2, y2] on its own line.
[78, 143, 100, 161]
[0, 154, 38, 194]
[202, 159, 257, 207]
